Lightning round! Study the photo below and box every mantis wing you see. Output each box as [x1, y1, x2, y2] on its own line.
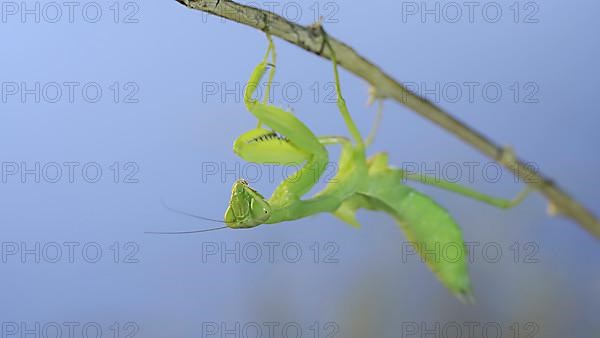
[335, 153, 473, 301]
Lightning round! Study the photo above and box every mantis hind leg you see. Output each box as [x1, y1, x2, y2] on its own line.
[401, 171, 532, 209]
[258, 35, 277, 128]
[323, 33, 364, 149]
[244, 34, 275, 118]
[365, 99, 384, 147]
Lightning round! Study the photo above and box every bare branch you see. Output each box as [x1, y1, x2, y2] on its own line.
[175, 0, 600, 238]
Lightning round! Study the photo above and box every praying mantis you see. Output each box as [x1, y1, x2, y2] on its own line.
[154, 30, 532, 301]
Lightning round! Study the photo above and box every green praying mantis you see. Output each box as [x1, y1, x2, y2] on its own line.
[152, 31, 532, 301]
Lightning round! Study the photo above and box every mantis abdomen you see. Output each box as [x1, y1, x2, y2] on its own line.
[335, 153, 472, 299]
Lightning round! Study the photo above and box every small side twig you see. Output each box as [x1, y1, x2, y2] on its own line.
[175, 0, 600, 238]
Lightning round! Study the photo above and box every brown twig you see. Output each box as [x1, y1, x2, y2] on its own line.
[175, 0, 600, 238]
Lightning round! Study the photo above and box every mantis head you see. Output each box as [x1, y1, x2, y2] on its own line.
[224, 179, 271, 228]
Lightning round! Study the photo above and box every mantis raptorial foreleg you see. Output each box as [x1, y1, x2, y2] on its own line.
[236, 35, 329, 201]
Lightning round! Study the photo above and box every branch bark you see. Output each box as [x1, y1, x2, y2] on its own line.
[175, 0, 600, 238]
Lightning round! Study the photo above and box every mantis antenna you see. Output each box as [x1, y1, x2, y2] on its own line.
[144, 227, 228, 235]
[160, 197, 227, 223]
[144, 199, 230, 235]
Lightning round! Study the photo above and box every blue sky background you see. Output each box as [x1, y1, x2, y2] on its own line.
[1, 0, 599, 337]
